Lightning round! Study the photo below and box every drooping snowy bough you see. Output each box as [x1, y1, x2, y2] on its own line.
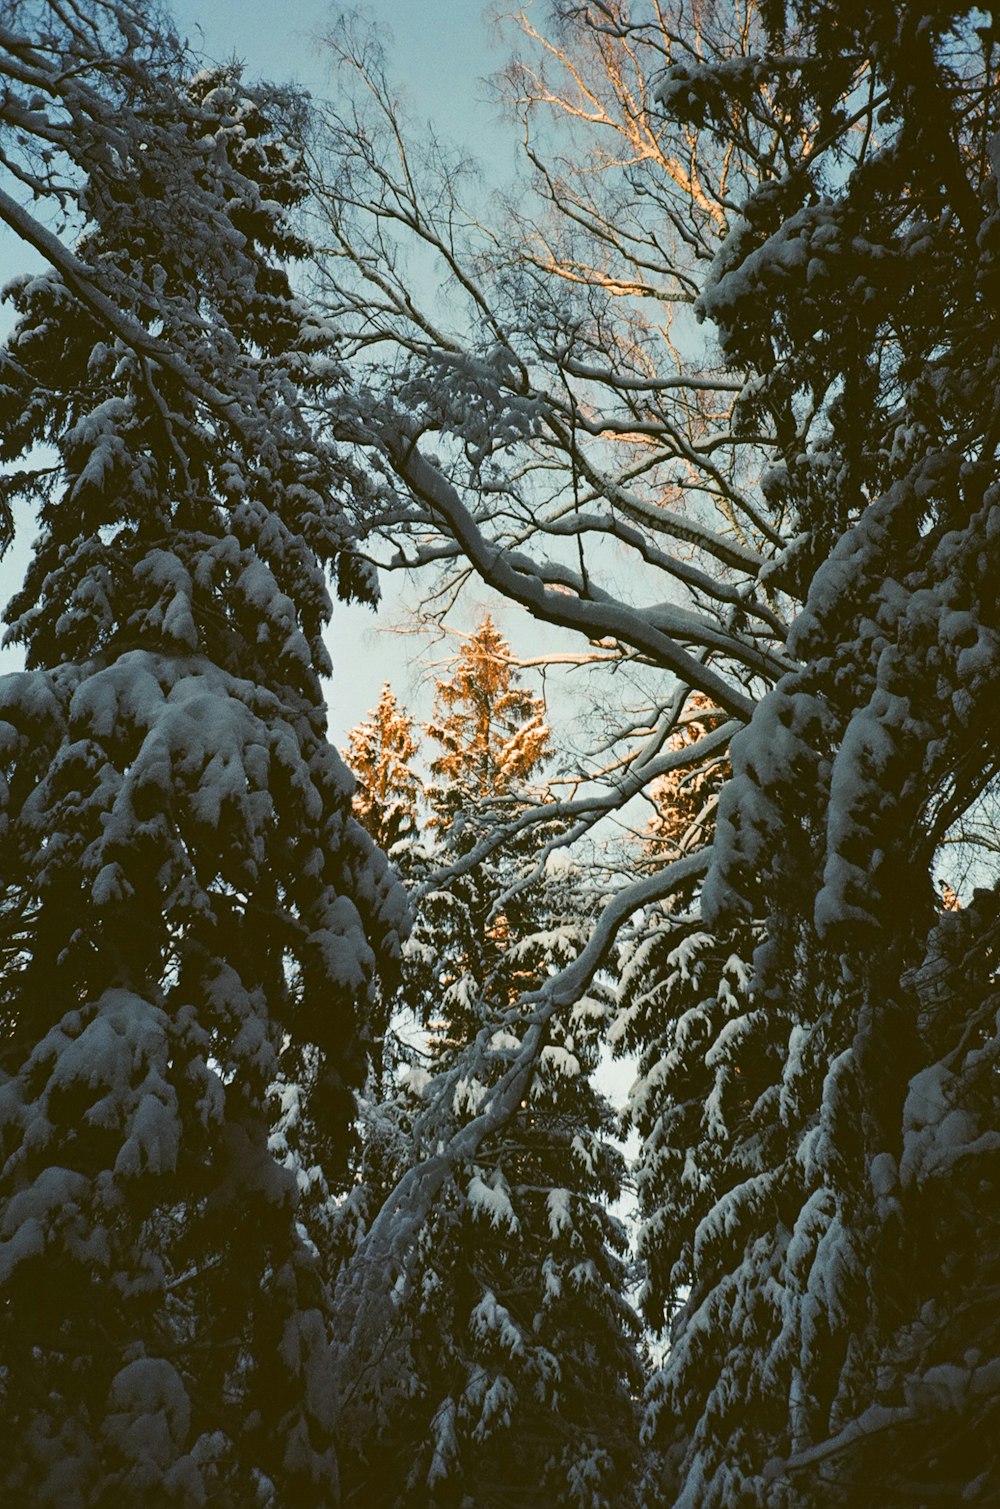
[3, 1, 999, 1504]
[0, 6, 405, 1503]
[312, 3, 1000, 1505]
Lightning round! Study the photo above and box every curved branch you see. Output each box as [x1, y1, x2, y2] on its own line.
[331, 843, 711, 1401]
[379, 422, 758, 722]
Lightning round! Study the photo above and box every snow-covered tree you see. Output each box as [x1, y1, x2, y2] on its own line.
[0, 7, 405, 1502]
[313, 5, 1000, 1504]
[425, 616, 552, 810]
[337, 620, 643, 1508]
[345, 681, 423, 856]
[639, 694, 731, 864]
[652, 4, 1000, 1502]
[306, 6, 791, 1446]
[610, 699, 745, 1284]
[415, 617, 555, 1047]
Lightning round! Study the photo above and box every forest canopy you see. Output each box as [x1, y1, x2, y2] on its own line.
[0, 1, 998, 1505]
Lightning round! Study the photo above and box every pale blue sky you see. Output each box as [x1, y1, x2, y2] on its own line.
[174, 1, 505, 110]
[173, 0, 517, 180]
[166, 1, 521, 734]
[0, 1, 529, 734]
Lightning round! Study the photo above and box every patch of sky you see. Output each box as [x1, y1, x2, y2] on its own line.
[0, 2, 524, 715]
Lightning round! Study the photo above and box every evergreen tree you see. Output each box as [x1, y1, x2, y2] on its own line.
[607, 695, 758, 1504]
[416, 617, 554, 1054]
[0, 23, 405, 1505]
[640, 695, 731, 863]
[344, 682, 423, 856]
[341, 683, 423, 1093]
[639, 5, 1000, 1503]
[424, 616, 552, 812]
[338, 621, 643, 1509]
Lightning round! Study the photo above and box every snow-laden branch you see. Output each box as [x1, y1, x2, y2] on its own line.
[561, 357, 743, 394]
[558, 451, 769, 574]
[331, 844, 710, 1398]
[412, 716, 738, 900]
[761, 1403, 914, 1482]
[378, 422, 758, 722]
[0, 184, 248, 430]
[542, 511, 789, 637]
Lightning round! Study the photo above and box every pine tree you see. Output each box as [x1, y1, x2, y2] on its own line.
[0, 30, 405, 1505]
[338, 620, 643, 1509]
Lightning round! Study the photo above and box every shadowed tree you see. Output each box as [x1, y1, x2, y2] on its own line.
[0, 9, 405, 1502]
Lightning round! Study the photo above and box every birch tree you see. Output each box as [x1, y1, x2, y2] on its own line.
[309, 0, 796, 1428]
[314, 4, 1000, 1504]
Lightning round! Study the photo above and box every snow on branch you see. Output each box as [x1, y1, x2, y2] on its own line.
[330, 845, 709, 1399]
[379, 421, 757, 722]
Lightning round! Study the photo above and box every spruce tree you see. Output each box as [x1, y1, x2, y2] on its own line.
[0, 37, 404, 1505]
[339, 620, 643, 1509]
[416, 616, 554, 1057]
[341, 682, 423, 1094]
[607, 695, 758, 1503]
[641, 5, 1000, 1503]
[344, 682, 423, 857]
